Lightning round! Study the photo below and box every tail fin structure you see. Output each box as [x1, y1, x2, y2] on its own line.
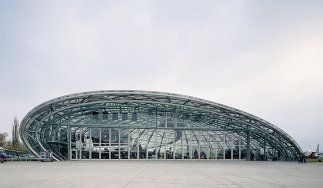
[316, 144, 319, 153]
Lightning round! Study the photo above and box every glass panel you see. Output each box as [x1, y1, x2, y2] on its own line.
[182, 130, 191, 159]
[175, 144, 182, 159]
[70, 127, 77, 160]
[120, 129, 128, 159]
[81, 128, 90, 159]
[101, 144, 109, 159]
[81, 148, 90, 159]
[200, 145, 208, 159]
[147, 129, 156, 159]
[111, 129, 119, 159]
[71, 150, 78, 160]
[217, 132, 224, 159]
[209, 131, 217, 159]
[157, 129, 165, 159]
[233, 146, 239, 159]
[241, 146, 247, 159]
[91, 128, 100, 159]
[191, 131, 198, 159]
[138, 129, 147, 159]
[92, 143, 100, 159]
[101, 128, 109, 144]
[166, 130, 174, 159]
[111, 143, 119, 159]
[192, 145, 199, 159]
[225, 132, 232, 159]
[130, 129, 138, 159]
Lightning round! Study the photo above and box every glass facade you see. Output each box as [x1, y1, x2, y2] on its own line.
[69, 128, 250, 160]
[19, 90, 302, 161]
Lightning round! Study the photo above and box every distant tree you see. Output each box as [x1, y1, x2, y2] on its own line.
[12, 117, 20, 150]
[22, 144, 29, 153]
[0, 132, 8, 147]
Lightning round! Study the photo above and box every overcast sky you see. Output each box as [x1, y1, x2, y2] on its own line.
[1, 0, 322, 151]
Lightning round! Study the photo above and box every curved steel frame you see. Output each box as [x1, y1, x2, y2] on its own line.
[19, 90, 302, 161]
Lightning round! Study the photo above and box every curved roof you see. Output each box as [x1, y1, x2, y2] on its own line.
[20, 90, 302, 160]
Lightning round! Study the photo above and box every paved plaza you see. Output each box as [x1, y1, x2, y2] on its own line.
[0, 160, 322, 188]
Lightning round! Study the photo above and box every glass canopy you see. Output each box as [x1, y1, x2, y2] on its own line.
[19, 90, 302, 161]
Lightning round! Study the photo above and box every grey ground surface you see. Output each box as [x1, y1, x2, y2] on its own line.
[0, 160, 322, 188]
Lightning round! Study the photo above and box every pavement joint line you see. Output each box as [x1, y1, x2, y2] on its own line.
[123, 163, 150, 188]
[188, 165, 230, 187]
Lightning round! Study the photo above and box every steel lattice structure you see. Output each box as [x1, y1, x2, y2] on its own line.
[19, 90, 302, 161]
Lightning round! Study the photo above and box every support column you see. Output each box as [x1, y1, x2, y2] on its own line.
[215, 131, 217, 160]
[181, 132, 184, 159]
[190, 130, 193, 159]
[155, 107, 158, 128]
[146, 131, 149, 160]
[165, 112, 167, 128]
[165, 112, 167, 160]
[118, 129, 121, 160]
[238, 131, 241, 160]
[155, 129, 157, 159]
[109, 129, 111, 160]
[174, 108, 177, 128]
[278, 136, 282, 161]
[173, 130, 176, 159]
[79, 128, 82, 160]
[128, 130, 130, 159]
[223, 131, 225, 159]
[198, 133, 201, 160]
[89, 128, 92, 160]
[207, 132, 210, 159]
[164, 131, 167, 160]
[231, 132, 233, 160]
[99, 128, 101, 160]
[137, 130, 139, 160]
[264, 136, 266, 161]
[247, 131, 251, 161]
[68, 124, 71, 160]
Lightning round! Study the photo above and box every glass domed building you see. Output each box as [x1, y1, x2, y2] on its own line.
[19, 90, 302, 161]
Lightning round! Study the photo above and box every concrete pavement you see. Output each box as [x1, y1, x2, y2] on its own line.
[0, 160, 322, 187]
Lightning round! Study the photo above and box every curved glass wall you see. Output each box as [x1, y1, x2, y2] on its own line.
[19, 90, 302, 161]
